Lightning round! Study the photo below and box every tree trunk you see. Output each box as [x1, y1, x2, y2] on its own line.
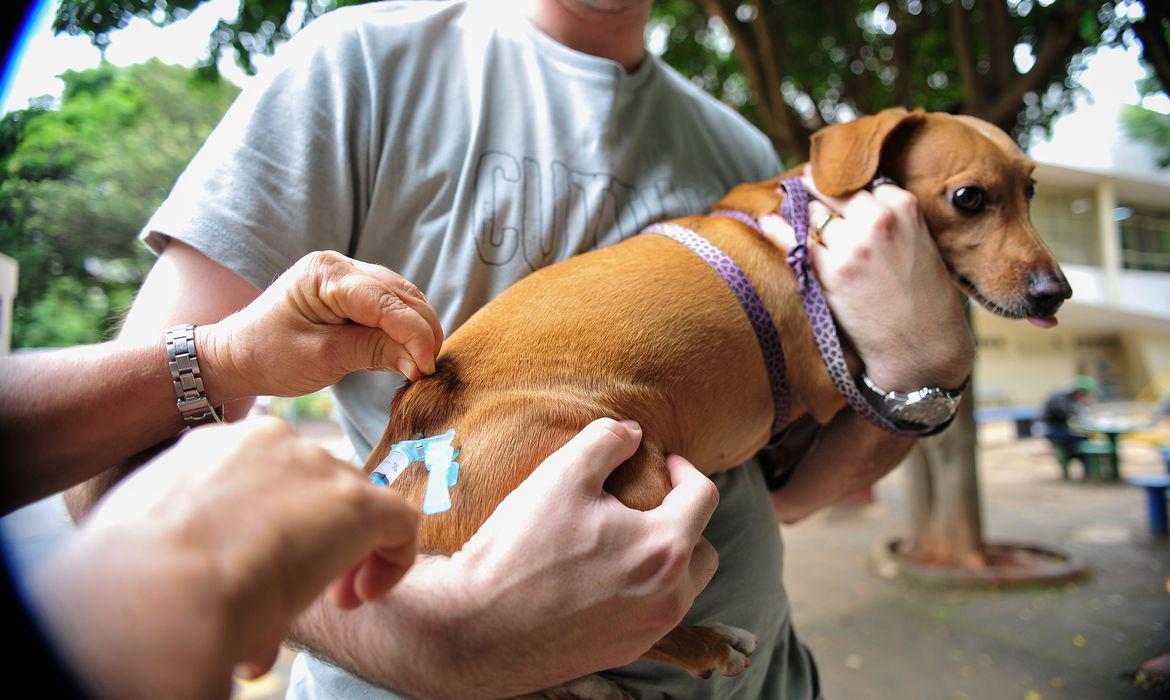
[902, 372, 988, 568]
[1133, 4, 1170, 94]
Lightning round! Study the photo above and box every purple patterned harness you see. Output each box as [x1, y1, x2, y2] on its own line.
[641, 220, 791, 437]
[642, 176, 910, 438]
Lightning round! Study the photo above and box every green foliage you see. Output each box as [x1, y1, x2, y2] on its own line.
[0, 60, 238, 348]
[651, 0, 1152, 159]
[1122, 104, 1170, 167]
[17, 276, 135, 347]
[267, 390, 337, 424]
[54, 0, 345, 75]
[53, 0, 1166, 161]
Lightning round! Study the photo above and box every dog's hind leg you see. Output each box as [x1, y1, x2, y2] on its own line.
[604, 443, 760, 680]
[604, 442, 762, 680]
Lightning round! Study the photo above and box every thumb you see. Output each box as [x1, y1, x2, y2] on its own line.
[531, 418, 644, 496]
[234, 640, 281, 681]
[342, 325, 420, 381]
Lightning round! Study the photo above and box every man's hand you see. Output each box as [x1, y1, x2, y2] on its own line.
[31, 417, 419, 700]
[760, 170, 973, 391]
[199, 250, 444, 402]
[292, 418, 722, 699]
[453, 418, 721, 676]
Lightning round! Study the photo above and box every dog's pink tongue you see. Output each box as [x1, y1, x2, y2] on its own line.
[1027, 317, 1058, 329]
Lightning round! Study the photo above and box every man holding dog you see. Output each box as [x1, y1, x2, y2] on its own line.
[46, 0, 972, 697]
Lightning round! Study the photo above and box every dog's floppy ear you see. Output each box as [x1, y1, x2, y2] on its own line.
[809, 107, 925, 197]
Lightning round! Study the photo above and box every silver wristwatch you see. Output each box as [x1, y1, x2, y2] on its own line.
[165, 324, 223, 425]
[859, 373, 968, 435]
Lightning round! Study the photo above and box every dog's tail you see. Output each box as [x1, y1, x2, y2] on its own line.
[362, 356, 465, 474]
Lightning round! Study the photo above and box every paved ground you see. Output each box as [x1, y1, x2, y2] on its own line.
[783, 428, 1170, 700]
[5, 421, 1168, 700]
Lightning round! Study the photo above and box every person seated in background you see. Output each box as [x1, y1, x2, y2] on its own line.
[1038, 375, 1096, 476]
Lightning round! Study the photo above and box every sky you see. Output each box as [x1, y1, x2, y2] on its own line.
[2, 0, 1168, 177]
[1, 0, 265, 113]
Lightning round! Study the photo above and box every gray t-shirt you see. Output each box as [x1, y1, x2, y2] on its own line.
[141, 1, 814, 697]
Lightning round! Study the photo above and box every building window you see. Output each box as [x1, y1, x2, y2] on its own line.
[1031, 190, 1099, 266]
[1119, 206, 1170, 272]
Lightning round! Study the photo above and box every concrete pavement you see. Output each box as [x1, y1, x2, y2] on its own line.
[783, 430, 1170, 700]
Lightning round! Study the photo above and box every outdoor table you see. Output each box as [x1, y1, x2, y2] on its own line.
[1070, 418, 1152, 481]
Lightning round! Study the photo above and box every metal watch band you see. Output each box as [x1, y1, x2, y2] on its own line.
[165, 324, 223, 425]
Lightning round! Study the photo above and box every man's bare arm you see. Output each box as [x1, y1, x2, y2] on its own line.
[0, 241, 260, 517]
[57, 241, 442, 520]
[770, 409, 912, 524]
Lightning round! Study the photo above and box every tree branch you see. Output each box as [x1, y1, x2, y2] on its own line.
[889, 0, 914, 106]
[983, 0, 1016, 87]
[949, 0, 983, 112]
[984, 6, 1087, 128]
[698, 0, 777, 134]
[699, 0, 812, 159]
[749, 0, 814, 156]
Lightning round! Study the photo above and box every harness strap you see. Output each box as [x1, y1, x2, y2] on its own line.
[709, 209, 763, 233]
[642, 222, 791, 436]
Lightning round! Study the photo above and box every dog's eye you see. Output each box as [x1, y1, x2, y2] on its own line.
[952, 186, 985, 212]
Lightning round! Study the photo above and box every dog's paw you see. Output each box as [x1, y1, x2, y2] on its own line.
[534, 674, 632, 700]
[709, 622, 759, 657]
[689, 623, 759, 679]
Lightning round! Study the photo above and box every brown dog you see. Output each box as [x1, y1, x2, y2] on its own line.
[363, 108, 1071, 691]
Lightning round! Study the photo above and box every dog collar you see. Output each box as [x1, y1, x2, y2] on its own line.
[641, 222, 791, 437]
[776, 177, 911, 436]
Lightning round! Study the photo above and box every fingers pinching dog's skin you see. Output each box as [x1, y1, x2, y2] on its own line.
[306, 252, 440, 377]
[199, 250, 444, 399]
[655, 454, 720, 591]
[350, 257, 445, 353]
[558, 418, 646, 496]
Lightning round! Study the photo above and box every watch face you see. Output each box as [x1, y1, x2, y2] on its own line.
[893, 391, 956, 425]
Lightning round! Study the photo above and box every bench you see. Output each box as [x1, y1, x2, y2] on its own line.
[975, 406, 1041, 439]
[1049, 438, 1114, 480]
[1078, 440, 1116, 480]
[1129, 474, 1170, 535]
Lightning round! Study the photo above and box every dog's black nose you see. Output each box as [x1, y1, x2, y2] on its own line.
[1027, 270, 1072, 317]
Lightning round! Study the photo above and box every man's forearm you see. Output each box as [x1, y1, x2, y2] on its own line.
[0, 336, 252, 517]
[771, 408, 913, 524]
[0, 341, 184, 514]
[289, 555, 592, 700]
[290, 557, 476, 699]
